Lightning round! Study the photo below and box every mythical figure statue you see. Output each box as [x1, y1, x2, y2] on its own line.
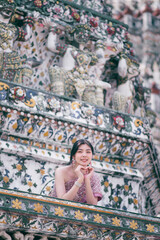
[0, 1, 36, 84]
[45, 18, 111, 105]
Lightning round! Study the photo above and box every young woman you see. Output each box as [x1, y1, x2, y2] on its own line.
[50, 139, 102, 205]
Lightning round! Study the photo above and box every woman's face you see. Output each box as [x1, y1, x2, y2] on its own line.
[73, 144, 92, 167]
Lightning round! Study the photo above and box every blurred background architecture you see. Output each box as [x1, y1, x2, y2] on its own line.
[110, 0, 160, 155]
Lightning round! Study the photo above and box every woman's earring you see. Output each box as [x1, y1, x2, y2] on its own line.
[72, 159, 76, 167]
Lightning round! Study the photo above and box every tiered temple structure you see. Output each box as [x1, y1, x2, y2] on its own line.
[0, 0, 160, 239]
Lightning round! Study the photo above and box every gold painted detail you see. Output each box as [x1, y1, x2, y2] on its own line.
[112, 217, 121, 226]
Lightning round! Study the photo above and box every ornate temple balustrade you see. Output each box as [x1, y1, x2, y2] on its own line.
[0, 80, 150, 141]
[0, 189, 159, 239]
[12, 0, 115, 19]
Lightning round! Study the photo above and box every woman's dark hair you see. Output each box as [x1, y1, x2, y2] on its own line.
[69, 139, 94, 164]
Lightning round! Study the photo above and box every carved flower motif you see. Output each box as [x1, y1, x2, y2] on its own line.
[94, 214, 102, 223]
[146, 224, 154, 233]
[130, 220, 138, 230]
[48, 98, 60, 110]
[112, 217, 120, 226]
[114, 196, 119, 202]
[124, 185, 129, 191]
[16, 164, 22, 171]
[11, 87, 26, 100]
[54, 7, 62, 13]
[90, 17, 98, 27]
[3, 176, 9, 183]
[106, 26, 115, 35]
[53, 5, 64, 14]
[133, 198, 138, 205]
[104, 181, 109, 188]
[40, 169, 45, 175]
[55, 206, 64, 216]
[28, 181, 33, 187]
[34, 0, 43, 8]
[34, 203, 43, 213]
[83, 107, 94, 117]
[71, 11, 80, 22]
[113, 116, 125, 130]
[12, 199, 22, 209]
[75, 210, 84, 220]
[46, 186, 51, 192]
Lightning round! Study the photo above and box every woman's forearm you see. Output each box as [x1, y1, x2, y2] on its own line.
[85, 178, 98, 205]
[60, 184, 79, 200]
[57, 178, 83, 201]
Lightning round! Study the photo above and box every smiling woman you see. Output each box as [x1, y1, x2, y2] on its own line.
[50, 139, 102, 205]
